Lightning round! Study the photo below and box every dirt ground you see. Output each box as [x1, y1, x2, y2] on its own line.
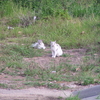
[0, 48, 98, 100]
[0, 87, 72, 100]
[0, 85, 95, 100]
[24, 48, 87, 68]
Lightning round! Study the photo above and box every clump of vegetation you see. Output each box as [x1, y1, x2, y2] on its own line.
[66, 96, 80, 100]
[82, 77, 95, 85]
[0, 83, 8, 89]
[24, 81, 68, 90]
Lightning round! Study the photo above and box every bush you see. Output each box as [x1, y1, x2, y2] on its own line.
[1, 0, 99, 19]
[82, 77, 94, 85]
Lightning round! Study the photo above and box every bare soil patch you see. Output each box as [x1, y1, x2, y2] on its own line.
[0, 48, 98, 100]
[24, 48, 87, 68]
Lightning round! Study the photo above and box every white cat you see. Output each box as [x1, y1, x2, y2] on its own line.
[50, 41, 63, 58]
[31, 40, 46, 49]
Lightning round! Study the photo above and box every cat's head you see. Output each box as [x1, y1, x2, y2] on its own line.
[51, 41, 56, 47]
[38, 40, 43, 44]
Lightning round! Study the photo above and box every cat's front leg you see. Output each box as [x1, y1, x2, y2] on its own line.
[52, 51, 56, 58]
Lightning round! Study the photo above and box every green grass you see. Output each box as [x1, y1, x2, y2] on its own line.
[66, 96, 80, 100]
[1, 45, 44, 57]
[24, 81, 68, 90]
[0, 83, 8, 89]
[24, 63, 75, 82]
[0, 83, 16, 89]
[0, 44, 100, 89]
[0, 0, 100, 90]
[0, 16, 100, 48]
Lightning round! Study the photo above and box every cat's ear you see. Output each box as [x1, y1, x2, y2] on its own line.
[38, 40, 42, 42]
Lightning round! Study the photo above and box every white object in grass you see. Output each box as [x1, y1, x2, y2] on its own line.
[31, 40, 46, 49]
[50, 41, 63, 58]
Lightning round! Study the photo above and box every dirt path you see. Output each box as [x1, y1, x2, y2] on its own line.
[0, 84, 97, 100]
[0, 87, 72, 100]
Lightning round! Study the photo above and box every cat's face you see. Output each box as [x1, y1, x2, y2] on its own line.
[51, 41, 56, 47]
[38, 40, 43, 44]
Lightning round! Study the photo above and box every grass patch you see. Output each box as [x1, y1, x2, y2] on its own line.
[1, 45, 44, 57]
[62, 54, 72, 57]
[66, 96, 80, 100]
[0, 83, 8, 89]
[0, 83, 17, 89]
[24, 81, 68, 90]
[24, 64, 75, 82]
[82, 77, 95, 85]
[0, 16, 100, 48]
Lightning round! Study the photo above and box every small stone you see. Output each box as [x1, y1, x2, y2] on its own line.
[51, 71, 56, 73]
